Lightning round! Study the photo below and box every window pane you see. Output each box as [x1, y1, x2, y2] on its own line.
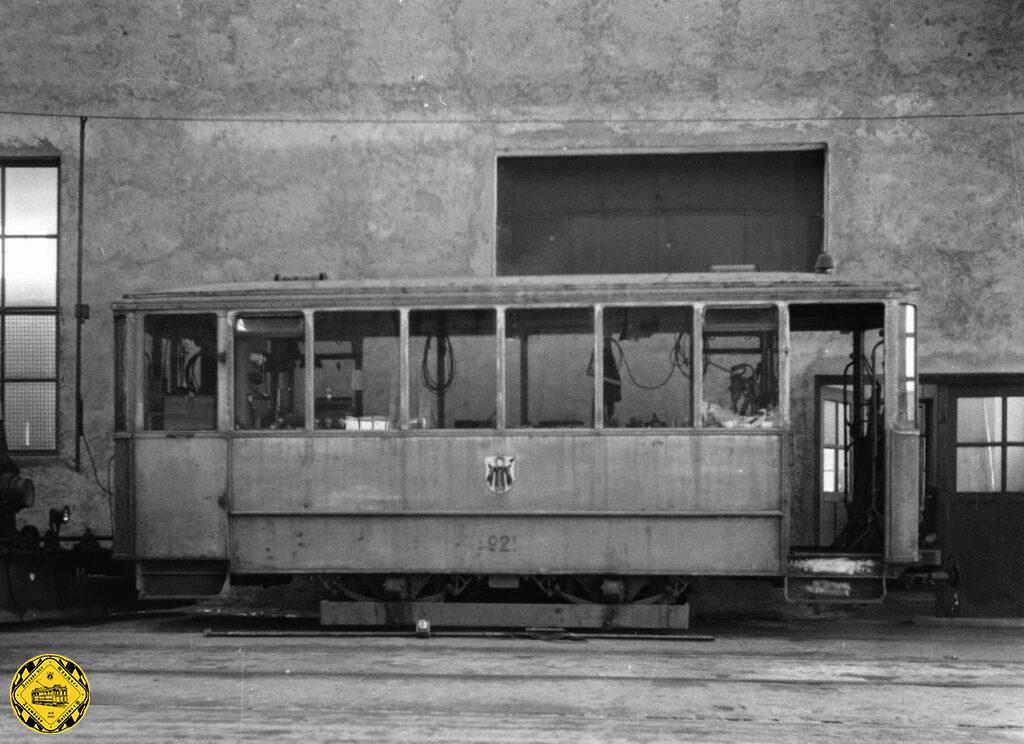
[144, 314, 218, 431]
[4, 314, 56, 378]
[956, 398, 1002, 443]
[314, 311, 399, 430]
[602, 306, 692, 428]
[410, 309, 495, 429]
[902, 381, 917, 427]
[1008, 447, 1024, 492]
[1008, 398, 1024, 442]
[234, 314, 305, 430]
[5, 238, 57, 306]
[822, 448, 836, 492]
[822, 399, 837, 446]
[4, 167, 58, 235]
[701, 307, 778, 428]
[836, 446, 847, 491]
[904, 336, 915, 379]
[956, 446, 1001, 492]
[506, 308, 593, 428]
[903, 304, 915, 334]
[5, 381, 56, 450]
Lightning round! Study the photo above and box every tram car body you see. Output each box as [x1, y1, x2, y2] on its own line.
[32, 684, 69, 707]
[112, 273, 920, 625]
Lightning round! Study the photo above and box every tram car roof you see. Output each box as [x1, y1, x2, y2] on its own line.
[114, 272, 919, 312]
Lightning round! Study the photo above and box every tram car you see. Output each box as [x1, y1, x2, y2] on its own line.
[32, 684, 68, 707]
[112, 273, 920, 628]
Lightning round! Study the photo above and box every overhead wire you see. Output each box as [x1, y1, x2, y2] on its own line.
[0, 107, 1022, 126]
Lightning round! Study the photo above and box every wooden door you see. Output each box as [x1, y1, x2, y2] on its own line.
[937, 383, 1024, 615]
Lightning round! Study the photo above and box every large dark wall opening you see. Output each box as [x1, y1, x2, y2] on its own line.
[497, 150, 824, 275]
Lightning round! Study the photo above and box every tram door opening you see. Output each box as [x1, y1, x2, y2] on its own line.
[788, 304, 886, 552]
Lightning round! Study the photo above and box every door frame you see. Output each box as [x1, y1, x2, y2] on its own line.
[923, 373, 1024, 612]
[814, 375, 852, 547]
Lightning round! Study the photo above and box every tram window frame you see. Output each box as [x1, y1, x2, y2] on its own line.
[409, 308, 498, 430]
[898, 303, 918, 429]
[504, 306, 596, 430]
[601, 305, 694, 428]
[700, 306, 780, 429]
[142, 313, 218, 431]
[313, 310, 401, 431]
[213, 300, 795, 435]
[233, 314, 307, 431]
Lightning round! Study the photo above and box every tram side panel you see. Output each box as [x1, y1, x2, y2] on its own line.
[226, 432, 783, 576]
[133, 437, 228, 558]
[887, 430, 921, 564]
[130, 437, 229, 596]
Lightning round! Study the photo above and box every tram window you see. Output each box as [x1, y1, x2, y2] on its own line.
[143, 314, 217, 431]
[701, 307, 778, 428]
[899, 304, 918, 427]
[602, 307, 693, 427]
[314, 311, 399, 430]
[410, 310, 496, 429]
[234, 315, 305, 430]
[506, 308, 593, 428]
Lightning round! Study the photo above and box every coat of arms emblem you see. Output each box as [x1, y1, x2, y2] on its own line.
[485, 456, 515, 494]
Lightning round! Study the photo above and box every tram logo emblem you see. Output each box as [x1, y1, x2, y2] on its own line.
[10, 653, 90, 734]
[485, 456, 516, 494]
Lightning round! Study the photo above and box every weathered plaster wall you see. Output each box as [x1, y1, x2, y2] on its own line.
[5, 1, 1021, 119]
[0, 0, 1022, 533]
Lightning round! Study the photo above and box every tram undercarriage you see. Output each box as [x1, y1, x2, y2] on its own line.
[314, 573, 693, 629]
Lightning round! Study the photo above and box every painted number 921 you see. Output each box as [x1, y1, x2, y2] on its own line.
[479, 535, 516, 552]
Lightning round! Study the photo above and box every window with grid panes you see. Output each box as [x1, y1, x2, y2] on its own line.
[1, 162, 58, 452]
[955, 396, 1024, 492]
[821, 395, 850, 494]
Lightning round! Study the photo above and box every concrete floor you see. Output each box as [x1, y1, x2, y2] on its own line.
[1, 612, 1022, 743]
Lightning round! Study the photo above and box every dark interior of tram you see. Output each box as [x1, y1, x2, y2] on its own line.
[789, 303, 887, 554]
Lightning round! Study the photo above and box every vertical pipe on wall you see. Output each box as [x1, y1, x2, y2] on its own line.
[74, 116, 87, 472]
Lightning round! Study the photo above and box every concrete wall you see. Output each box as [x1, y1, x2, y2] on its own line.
[1, 0, 1022, 535]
